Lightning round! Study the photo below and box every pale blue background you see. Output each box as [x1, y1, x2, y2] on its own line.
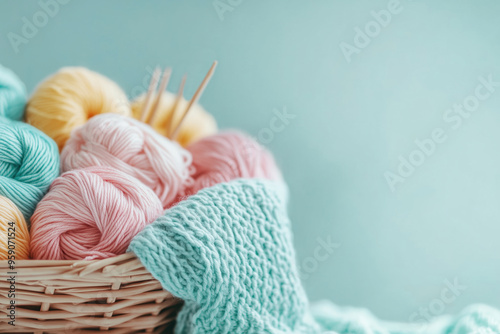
[1, 0, 499, 321]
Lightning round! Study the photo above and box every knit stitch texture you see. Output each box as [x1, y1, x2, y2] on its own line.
[129, 179, 319, 333]
[130, 178, 500, 334]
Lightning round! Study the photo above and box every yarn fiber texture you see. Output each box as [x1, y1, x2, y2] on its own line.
[310, 301, 500, 334]
[26, 67, 131, 151]
[131, 91, 217, 147]
[0, 195, 30, 260]
[61, 113, 193, 209]
[30, 166, 163, 261]
[0, 64, 27, 121]
[129, 178, 319, 334]
[182, 131, 282, 198]
[0, 119, 59, 221]
[130, 178, 500, 334]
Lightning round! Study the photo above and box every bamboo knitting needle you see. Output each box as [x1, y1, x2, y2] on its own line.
[170, 61, 217, 140]
[140, 67, 161, 122]
[166, 74, 187, 137]
[146, 67, 172, 125]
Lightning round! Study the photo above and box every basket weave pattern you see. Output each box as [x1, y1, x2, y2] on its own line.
[0, 253, 182, 333]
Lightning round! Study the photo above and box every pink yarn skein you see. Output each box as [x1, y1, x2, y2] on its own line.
[30, 166, 163, 260]
[61, 113, 193, 209]
[181, 131, 282, 199]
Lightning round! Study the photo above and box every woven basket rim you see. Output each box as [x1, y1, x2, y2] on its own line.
[0, 252, 137, 266]
[0, 252, 181, 332]
[0, 252, 156, 283]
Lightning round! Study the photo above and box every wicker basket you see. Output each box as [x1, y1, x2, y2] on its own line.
[0, 253, 182, 333]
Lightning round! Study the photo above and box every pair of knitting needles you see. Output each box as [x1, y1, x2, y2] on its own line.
[140, 61, 218, 140]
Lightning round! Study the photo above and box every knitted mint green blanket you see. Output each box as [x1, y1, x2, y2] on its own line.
[129, 179, 500, 334]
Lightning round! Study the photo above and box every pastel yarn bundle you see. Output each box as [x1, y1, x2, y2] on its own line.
[131, 91, 217, 147]
[0, 119, 59, 221]
[182, 131, 283, 198]
[0, 66, 35, 260]
[0, 195, 30, 260]
[0, 64, 27, 121]
[1, 64, 284, 263]
[26, 67, 131, 151]
[61, 113, 193, 209]
[30, 167, 163, 261]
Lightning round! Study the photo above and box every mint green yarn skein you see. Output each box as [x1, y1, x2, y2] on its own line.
[0, 119, 59, 221]
[0, 65, 27, 121]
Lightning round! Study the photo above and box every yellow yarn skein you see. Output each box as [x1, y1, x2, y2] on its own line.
[0, 195, 30, 260]
[26, 67, 131, 151]
[131, 91, 217, 147]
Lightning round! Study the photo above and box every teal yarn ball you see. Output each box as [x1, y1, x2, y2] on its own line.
[0, 64, 27, 121]
[0, 118, 59, 221]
